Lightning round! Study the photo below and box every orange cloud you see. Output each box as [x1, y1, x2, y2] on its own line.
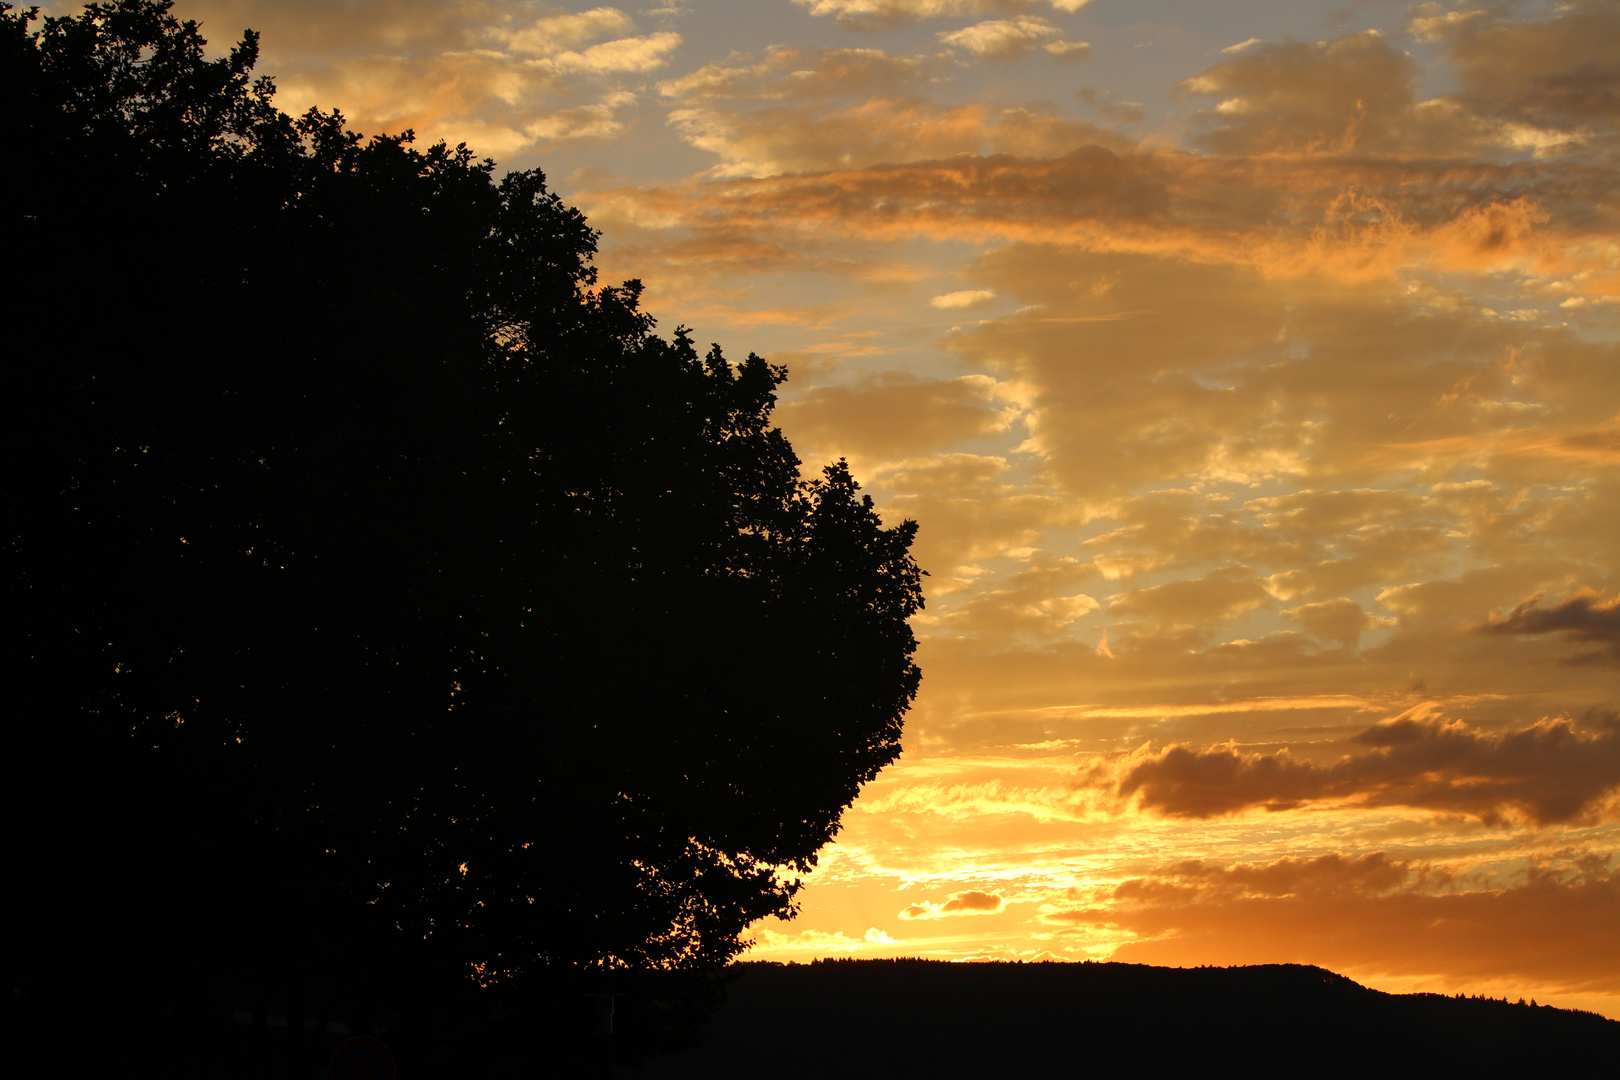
[923, 550, 1100, 640]
[900, 889, 1004, 918]
[663, 97, 1131, 178]
[777, 373, 1022, 464]
[1282, 597, 1396, 651]
[1416, 0, 1620, 136]
[1051, 851, 1620, 995]
[1114, 707, 1620, 824]
[176, 1, 678, 158]
[1182, 31, 1417, 156]
[1107, 567, 1274, 630]
[870, 455, 1073, 577]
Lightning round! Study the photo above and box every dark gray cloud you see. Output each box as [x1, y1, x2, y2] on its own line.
[1484, 589, 1620, 663]
[1115, 708, 1620, 824]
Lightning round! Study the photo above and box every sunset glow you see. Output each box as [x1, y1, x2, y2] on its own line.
[134, 0, 1620, 1015]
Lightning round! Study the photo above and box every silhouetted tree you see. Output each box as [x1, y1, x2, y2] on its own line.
[5, 1, 922, 1069]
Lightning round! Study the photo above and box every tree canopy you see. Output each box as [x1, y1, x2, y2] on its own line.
[6, 0, 923, 1067]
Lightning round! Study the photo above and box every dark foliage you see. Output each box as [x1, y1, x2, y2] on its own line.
[626, 960, 1620, 1078]
[5, 2, 922, 1071]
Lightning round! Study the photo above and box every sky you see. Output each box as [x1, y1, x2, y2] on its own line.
[100, 0, 1620, 1015]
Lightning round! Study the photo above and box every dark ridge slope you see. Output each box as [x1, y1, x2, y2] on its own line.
[625, 959, 1618, 1077]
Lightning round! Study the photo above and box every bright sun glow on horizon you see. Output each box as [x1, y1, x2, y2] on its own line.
[93, 0, 1620, 1017]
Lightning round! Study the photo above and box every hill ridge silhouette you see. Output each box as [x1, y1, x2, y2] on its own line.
[624, 958, 1617, 1077]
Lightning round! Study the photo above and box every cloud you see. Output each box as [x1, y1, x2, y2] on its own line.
[580, 128, 1602, 292]
[938, 17, 1083, 63]
[855, 769, 1090, 822]
[1282, 597, 1396, 651]
[658, 47, 924, 102]
[869, 454, 1072, 574]
[924, 550, 1101, 639]
[1181, 31, 1418, 156]
[931, 289, 996, 308]
[1376, 565, 1593, 628]
[1484, 589, 1620, 663]
[1248, 488, 1427, 540]
[546, 32, 682, 75]
[743, 926, 867, 953]
[179, 0, 486, 57]
[176, 2, 678, 160]
[654, 45, 1118, 176]
[778, 373, 1021, 464]
[1044, 40, 1091, 60]
[664, 97, 1130, 178]
[1113, 706, 1620, 824]
[1149, 851, 1415, 898]
[900, 889, 1004, 918]
[1049, 851, 1620, 993]
[184, 1, 655, 66]
[792, 0, 1092, 28]
[524, 101, 632, 143]
[268, 53, 558, 156]
[489, 7, 637, 57]
[1107, 567, 1273, 629]
[1181, 27, 1593, 159]
[1413, 0, 1620, 135]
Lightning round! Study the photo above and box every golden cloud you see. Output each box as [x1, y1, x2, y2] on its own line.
[938, 17, 1085, 63]
[924, 551, 1101, 640]
[1107, 567, 1274, 629]
[931, 289, 997, 308]
[1282, 597, 1396, 651]
[791, 0, 1092, 28]
[172, 1, 678, 158]
[869, 454, 1074, 575]
[504, 7, 633, 54]
[658, 46, 924, 102]
[545, 31, 681, 75]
